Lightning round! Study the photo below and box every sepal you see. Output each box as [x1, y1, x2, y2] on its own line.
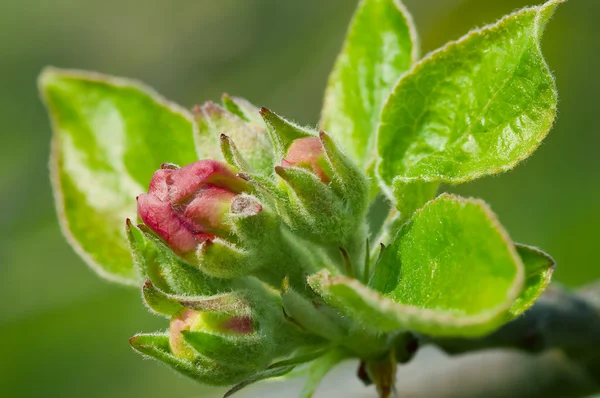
[275, 165, 350, 245]
[220, 134, 253, 172]
[196, 239, 252, 279]
[129, 333, 256, 386]
[142, 279, 184, 317]
[229, 194, 277, 244]
[281, 278, 346, 342]
[237, 172, 288, 204]
[319, 131, 369, 215]
[259, 107, 313, 157]
[125, 219, 230, 295]
[182, 331, 270, 369]
[195, 102, 273, 175]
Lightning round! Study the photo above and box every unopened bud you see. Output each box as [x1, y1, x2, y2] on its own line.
[137, 160, 250, 255]
[284, 137, 332, 183]
[169, 308, 254, 361]
[272, 132, 369, 247]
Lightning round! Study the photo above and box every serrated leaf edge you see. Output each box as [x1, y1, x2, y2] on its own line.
[375, 0, 565, 188]
[320, 0, 419, 168]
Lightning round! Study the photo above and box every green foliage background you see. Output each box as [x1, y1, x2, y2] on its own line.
[0, 0, 598, 396]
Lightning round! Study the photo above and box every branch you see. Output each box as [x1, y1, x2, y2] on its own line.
[402, 282, 600, 398]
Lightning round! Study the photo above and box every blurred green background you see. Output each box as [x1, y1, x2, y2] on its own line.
[0, 0, 598, 396]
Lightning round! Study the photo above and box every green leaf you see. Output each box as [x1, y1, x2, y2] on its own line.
[509, 244, 555, 318]
[40, 68, 199, 285]
[281, 282, 345, 342]
[310, 194, 525, 337]
[377, 0, 564, 186]
[321, 0, 417, 168]
[221, 94, 266, 128]
[391, 180, 439, 222]
[299, 349, 347, 398]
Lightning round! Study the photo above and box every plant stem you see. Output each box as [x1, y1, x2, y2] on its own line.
[366, 350, 398, 398]
[407, 282, 600, 398]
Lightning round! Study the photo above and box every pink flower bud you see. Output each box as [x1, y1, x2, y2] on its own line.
[137, 160, 249, 255]
[283, 137, 331, 183]
[169, 309, 203, 360]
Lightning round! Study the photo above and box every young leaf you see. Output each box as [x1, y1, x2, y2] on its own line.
[311, 194, 525, 337]
[509, 244, 555, 318]
[321, 0, 417, 168]
[40, 68, 199, 285]
[391, 180, 438, 222]
[194, 102, 273, 175]
[377, 0, 564, 186]
[221, 94, 266, 128]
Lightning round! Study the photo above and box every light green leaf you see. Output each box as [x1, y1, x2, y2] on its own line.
[310, 194, 524, 337]
[377, 0, 564, 186]
[300, 349, 348, 398]
[509, 244, 555, 318]
[221, 94, 267, 129]
[40, 68, 199, 285]
[195, 101, 273, 175]
[391, 180, 438, 222]
[321, 0, 417, 168]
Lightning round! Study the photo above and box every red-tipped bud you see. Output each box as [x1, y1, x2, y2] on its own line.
[137, 160, 250, 255]
[283, 137, 331, 183]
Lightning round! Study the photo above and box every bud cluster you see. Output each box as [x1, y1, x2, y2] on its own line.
[128, 96, 381, 391]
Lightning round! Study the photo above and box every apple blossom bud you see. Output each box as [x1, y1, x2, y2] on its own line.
[271, 132, 369, 250]
[284, 137, 332, 183]
[137, 160, 249, 255]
